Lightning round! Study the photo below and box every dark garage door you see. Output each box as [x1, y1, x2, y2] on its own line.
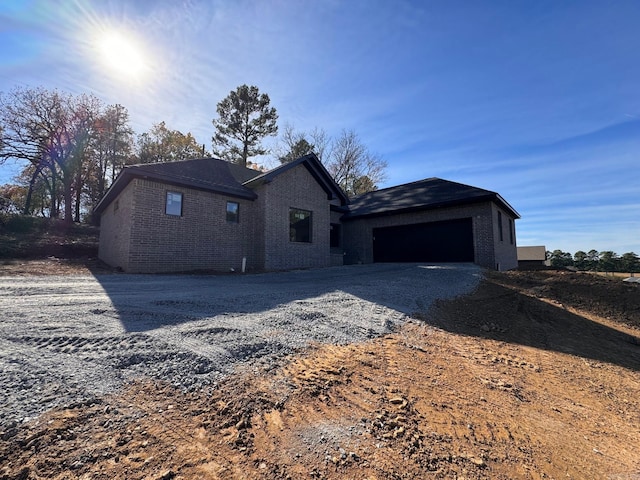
[373, 218, 474, 263]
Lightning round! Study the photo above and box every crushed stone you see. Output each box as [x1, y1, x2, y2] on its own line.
[0, 263, 481, 425]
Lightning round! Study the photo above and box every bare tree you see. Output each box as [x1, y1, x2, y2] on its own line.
[0, 87, 134, 221]
[89, 104, 134, 201]
[326, 129, 387, 197]
[0, 87, 55, 215]
[274, 123, 315, 164]
[0, 87, 99, 220]
[273, 125, 385, 196]
[308, 127, 331, 163]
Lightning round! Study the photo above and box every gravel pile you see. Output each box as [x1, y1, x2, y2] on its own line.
[0, 263, 481, 425]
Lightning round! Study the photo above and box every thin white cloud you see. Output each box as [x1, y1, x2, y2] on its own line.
[1, 0, 639, 255]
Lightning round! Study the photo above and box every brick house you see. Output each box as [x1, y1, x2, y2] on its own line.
[95, 154, 520, 273]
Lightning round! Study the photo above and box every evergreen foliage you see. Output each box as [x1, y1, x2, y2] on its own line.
[547, 249, 639, 272]
[211, 85, 278, 167]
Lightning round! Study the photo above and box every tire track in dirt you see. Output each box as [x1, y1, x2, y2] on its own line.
[0, 265, 482, 425]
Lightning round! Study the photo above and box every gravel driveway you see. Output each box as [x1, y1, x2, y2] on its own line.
[0, 263, 481, 425]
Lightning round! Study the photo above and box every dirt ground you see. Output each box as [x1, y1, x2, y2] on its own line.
[0, 257, 117, 276]
[1, 263, 639, 480]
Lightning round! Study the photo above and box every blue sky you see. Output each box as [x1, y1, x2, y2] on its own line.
[1, 0, 638, 254]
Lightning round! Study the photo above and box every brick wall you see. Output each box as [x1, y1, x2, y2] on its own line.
[491, 203, 518, 270]
[99, 181, 134, 270]
[342, 201, 517, 270]
[259, 166, 332, 271]
[98, 165, 338, 273]
[474, 203, 496, 269]
[122, 179, 257, 273]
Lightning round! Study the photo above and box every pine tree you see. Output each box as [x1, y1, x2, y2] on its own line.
[212, 85, 278, 167]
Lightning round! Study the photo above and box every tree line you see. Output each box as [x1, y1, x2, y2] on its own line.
[547, 249, 640, 273]
[0, 84, 386, 223]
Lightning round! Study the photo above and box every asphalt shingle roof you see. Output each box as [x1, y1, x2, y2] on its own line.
[126, 157, 261, 196]
[94, 158, 261, 214]
[95, 157, 518, 221]
[344, 177, 520, 219]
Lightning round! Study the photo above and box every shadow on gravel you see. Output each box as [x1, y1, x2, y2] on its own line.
[87, 263, 480, 333]
[87, 262, 640, 372]
[423, 275, 640, 372]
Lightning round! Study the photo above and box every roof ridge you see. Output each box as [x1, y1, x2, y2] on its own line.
[124, 156, 213, 169]
[352, 176, 498, 199]
[351, 177, 441, 198]
[127, 157, 260, 174]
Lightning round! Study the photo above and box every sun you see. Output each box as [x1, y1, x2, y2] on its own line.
[97, 30, 149, 81]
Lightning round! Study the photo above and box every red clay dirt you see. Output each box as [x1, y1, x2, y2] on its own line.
[1, 266, 639, 479]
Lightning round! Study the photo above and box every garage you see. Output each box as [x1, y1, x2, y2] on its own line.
[372, 218, 474, 263]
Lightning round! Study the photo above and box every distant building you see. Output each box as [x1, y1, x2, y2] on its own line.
[517, 246, 549, 269]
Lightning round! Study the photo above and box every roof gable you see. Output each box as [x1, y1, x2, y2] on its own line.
[344, 177, 520, 219]
[244, 153, 349, 205]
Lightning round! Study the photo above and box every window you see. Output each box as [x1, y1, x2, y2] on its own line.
[165, 191, 183, 216]
[290, 208, 312, 243]
[330, 223, 341, 248]
[498, 211, 503, 241]
[509, 218, 514, 244]
[226, 201, 239, 223]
